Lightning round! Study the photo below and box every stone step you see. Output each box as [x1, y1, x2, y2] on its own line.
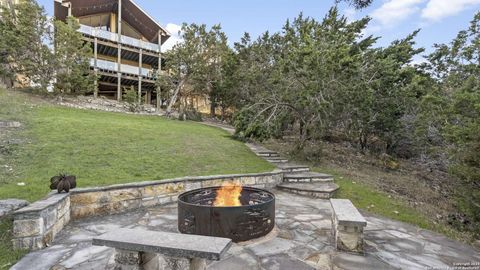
[266, 157, 289, 163]
[276, 182, 339, 199]
[245, 143, 280, 157]
[284, 172, 333, 183]
[256, 151, 279, 158]
[276, 163, 310, 173]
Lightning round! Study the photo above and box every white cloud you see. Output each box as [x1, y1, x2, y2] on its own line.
[343, 7, 357, 22]
[409, 55, 428, 66]
[162, 23, 183, 51]
[421, 0, 480, 21]
[371, 0, 425, 27]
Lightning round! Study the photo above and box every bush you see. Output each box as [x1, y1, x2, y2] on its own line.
[232, 108, 272, 141]
[178, 109, 203, 122]
[122, 86, 142, 112]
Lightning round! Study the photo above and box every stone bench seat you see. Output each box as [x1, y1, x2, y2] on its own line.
[330, 199, 367, 253]
[93, 228, 232, 270]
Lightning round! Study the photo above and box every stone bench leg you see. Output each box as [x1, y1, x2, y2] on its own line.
[333, 223, 365, 253]
[114, 249, 142, 270]
[114, 249, 207, 270]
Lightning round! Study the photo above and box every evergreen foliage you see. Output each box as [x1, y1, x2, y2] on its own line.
[0, 2, 92, 94]
[0, 0, 54, 89]
[53, 16, 94, 95]
[418, 12, 480, 235]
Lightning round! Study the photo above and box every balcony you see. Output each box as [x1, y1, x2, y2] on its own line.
[91, 58, 156, 78]
[79, 24, 160, 53]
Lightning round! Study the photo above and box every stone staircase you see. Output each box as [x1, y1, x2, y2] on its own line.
[246, 143, 339, 199]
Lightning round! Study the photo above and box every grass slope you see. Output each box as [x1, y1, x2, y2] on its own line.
[0, 89, 273, 202]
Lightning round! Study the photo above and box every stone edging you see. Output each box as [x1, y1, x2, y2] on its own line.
[12, 170, 283, 250]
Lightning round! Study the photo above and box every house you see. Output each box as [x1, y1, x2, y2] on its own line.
[54, 0, 170, 107]
[0, 0, 18, 7]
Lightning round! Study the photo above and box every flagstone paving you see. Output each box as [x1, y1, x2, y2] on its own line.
[11, 190, 480, 270]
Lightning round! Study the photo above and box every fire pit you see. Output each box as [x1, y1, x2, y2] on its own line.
[178, 182, 275, 242]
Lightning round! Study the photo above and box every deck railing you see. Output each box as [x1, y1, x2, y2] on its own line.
[91, 58, 155, 78]
[79, 24, 160, 53]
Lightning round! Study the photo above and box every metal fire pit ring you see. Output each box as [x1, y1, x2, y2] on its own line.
[177, 186, 275, 242]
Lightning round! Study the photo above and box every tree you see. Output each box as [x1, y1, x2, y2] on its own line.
[418, 12, 480, 235]
[337, 0, 373, 9]
[342, 31, 424, 152]
[0, 0, 55, 89]
[190, 24, 231, 117]
[53, 16, 94, 95]
[159, 23, 231, 116]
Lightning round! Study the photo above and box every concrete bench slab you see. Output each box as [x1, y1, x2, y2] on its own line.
[330, 199, 367, 227]
[93, 228, 232, 260]
[330, 199, 367, 253]
[93, 228, 232, 270]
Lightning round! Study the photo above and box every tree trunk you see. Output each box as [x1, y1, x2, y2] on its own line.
[166, 77, 187, 115]
[221, 106, 226, 121]
[210, 100, 216, 118]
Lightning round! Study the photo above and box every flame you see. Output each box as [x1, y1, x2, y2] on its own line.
[213, 181, 243, 207]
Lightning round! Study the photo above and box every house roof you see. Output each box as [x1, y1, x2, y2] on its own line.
[54, 0, 170, 44]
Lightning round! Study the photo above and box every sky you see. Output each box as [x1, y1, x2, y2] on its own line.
[39, 0, 480, 61]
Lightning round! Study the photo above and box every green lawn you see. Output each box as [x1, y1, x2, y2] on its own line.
[0, 88, 273, 202]
[313, 166, 465, 240]
[0, 218, 27, 270]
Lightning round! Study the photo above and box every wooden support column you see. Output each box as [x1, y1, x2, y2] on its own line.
[156, 31, 162, 111]
[116, 0, 122, 101]
[138, 48, 143, 104]
[67, 2, 72, 17]
[146, 90, 152, 105]
[94, 36, 98, 98]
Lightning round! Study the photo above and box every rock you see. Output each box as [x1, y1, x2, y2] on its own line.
[0, 199, 29, 217]
[306, 253, 331, 270]
[247, 238, 296, 256]
[0, 121, 21, 128]
[473, 240, 480, 250]
[261, 255, 315, 270]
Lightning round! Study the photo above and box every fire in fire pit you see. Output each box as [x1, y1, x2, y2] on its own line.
[213, 181, 243, 207]
[178, 182, 275, 242]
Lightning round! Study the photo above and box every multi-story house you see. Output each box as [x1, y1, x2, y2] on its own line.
[54, 0, 170, 106]
[0, 0, 18, 7]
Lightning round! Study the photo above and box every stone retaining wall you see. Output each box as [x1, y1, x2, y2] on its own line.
[70, 171, 283, 220]
[12, 171, 283, 250]
[12, 193, 70, 250]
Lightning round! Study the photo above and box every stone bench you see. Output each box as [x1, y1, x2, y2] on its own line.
[93, 228, 232, 270]
[330, 199, 367, 253]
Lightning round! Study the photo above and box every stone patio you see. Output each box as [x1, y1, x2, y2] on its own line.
[12, 190, 480, 270]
